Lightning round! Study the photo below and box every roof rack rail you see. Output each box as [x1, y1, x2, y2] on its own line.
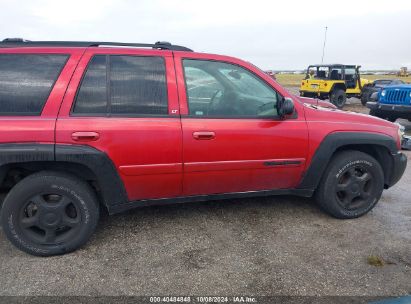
[0, 38, 193, 51]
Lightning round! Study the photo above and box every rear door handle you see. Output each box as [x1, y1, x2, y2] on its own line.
[193, 131, 215, 140]
[71, 131, 100, 142]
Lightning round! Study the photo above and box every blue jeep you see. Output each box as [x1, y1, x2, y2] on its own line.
[367, 84, 411, 122]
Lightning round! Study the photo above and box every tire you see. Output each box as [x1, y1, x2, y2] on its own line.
[369, 109, 377, 116]
[361, 92, 370, 106]
[315, 150, 384, 219]
[0, 171, 99, 256]
[369, 109, 383, 118]
[369, 109, 395, 122]
[330, 89, 347, 108]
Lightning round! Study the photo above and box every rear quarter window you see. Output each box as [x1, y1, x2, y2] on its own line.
[0, 54, 68, 115]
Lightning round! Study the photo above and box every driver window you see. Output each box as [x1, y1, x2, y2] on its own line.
[183, 59, 279, 118]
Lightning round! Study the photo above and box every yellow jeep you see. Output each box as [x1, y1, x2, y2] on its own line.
[299, 64, 370, 108]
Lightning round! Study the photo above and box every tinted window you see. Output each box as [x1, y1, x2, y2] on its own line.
[183, 59, 278, 118]
[110, 56, 167, 115]
[73, 55, 168, 116]
[73, 55, 107, 114]
[0, 54, 68, 115]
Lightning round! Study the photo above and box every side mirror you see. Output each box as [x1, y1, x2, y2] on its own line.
[277, 97, 295, 118]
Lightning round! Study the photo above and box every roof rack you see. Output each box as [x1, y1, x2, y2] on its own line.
[0, 38, 193, 51]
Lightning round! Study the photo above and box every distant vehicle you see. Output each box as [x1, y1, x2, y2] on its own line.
[367, 84, 411, 122]
[397, 67, 409, 77]
[299, 64, 370, 108]
[265, 70, 276, 80]
[361, 79, 405, 105]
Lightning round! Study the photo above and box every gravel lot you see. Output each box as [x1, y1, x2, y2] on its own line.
[0, 97, 410, 297]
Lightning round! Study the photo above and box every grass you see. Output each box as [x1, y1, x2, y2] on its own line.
[367, 255, 385, 267]
[276, 73, 411, 88]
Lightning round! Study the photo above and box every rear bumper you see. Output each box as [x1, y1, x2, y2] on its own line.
[387, 152, 407, 188]
[367, 101, 411, 113]
[300, 91, 329, 99]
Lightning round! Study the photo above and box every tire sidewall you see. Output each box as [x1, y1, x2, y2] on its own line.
[361, 92, 371, 105]
[331, 89, 346, 108]
[317, 152, 384, 219]
[0, 173, 99, 256]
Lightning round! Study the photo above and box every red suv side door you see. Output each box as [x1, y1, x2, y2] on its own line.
[174, 52, 309, 196]
[56, 48, 183, 201]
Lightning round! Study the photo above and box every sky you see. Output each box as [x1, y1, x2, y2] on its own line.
[1, 0, 411, 70]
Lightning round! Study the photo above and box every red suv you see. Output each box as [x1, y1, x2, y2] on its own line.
[0, 39, 407, 256]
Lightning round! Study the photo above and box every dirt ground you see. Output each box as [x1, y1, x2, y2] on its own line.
[0, 90, 410, 298]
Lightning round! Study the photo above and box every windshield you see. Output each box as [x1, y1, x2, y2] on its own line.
[374, 80, 392, 86]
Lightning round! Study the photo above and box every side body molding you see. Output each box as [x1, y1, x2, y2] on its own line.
[297, 132, 398, 190]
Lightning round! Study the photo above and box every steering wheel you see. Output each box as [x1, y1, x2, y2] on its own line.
[207, 89, 222, 115]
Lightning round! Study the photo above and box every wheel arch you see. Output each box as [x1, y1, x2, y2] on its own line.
[0, 144, 129, 211]
[297, 132, 398, 191]
[330, 82, 347, 93]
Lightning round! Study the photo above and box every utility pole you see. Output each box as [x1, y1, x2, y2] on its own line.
[321, 26, 328, 64]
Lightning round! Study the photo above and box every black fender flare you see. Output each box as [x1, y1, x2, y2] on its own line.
[55, 145, 128, 207]
[297, 132, 398, 190]
[0, 144, 128, 208]
[0, 144, 55, 184]
[330, 83, 347, 94]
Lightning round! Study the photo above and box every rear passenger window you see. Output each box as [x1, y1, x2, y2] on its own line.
[73, 55, 168, 116]
[0, 54, 68, 115]
[73, 55, 107, 114]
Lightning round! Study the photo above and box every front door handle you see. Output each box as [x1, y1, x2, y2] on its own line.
[193, 131, 215, 140]
[71, 131, 100, 142]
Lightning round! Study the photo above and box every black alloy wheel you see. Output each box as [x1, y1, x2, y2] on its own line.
[18, 193, 82, 245]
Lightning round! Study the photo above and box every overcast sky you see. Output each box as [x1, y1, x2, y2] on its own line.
[1, 0, 411, 70]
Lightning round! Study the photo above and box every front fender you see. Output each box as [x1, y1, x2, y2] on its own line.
[297, 132, 400, 190]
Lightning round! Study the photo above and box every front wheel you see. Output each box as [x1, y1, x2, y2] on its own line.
[330, 89, 347, 108]
[361, 92, 371, 106]
[315, 150, 384, 219]
[0, 171, 99, 256]
[369, 109, 397, 122]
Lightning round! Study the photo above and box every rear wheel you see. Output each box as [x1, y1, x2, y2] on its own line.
[330, 89, 347, 108]
[315, 150, 384, 219]
[0, 171, 99, 256]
